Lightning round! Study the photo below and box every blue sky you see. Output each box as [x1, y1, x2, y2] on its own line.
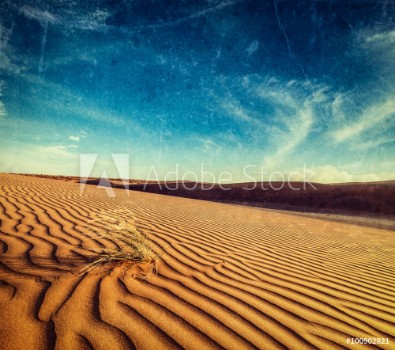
[0, 0, 394, 183]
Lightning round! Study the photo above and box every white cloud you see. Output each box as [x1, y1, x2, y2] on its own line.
[35, 145, 75, 159]
[18, 5, 109, 32]
[365, 30, 395, 45]
[330, 93, 346, 123]
[0, 23, 26, 74]
[33, 89, 143, 131]
[332, 98, 395, 143]
[0, 81, 6, 118]
[222, 101, 266, 130]
[361, 29, 395, 83]
[19, 6, 58, 25]
[0, 101, 6, 118]
[308, 165, 360, 183]
[352, 135, 395, 151]
[0, 143, 78, 175]
[69, 135, 80, 142]
[256, 81, 314, 170]
[220, 77, 319, 170]
[0, 23, 13, 51]
[215, 130, 243, 148]
[264, 107, 313, 170]
[195, 137, 221, 155]
[289, 164, 395, 184]
[17, 1, 239, 34]
[246, 40, 259, 56]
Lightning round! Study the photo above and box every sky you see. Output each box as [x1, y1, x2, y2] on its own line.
[0, 0, 394, 183]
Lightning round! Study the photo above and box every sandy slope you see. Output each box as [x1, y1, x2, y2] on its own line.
[0, 174, 394, 350]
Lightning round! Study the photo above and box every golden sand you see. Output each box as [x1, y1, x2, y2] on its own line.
[0, 174, 394, 349]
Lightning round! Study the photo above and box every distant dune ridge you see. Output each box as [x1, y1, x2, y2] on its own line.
[0, 173, 395, 349]
[16, 173, 395, 217]
[129, 181, 395, 217]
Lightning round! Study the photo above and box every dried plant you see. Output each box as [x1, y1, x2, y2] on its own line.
[80, 220, 160, 278]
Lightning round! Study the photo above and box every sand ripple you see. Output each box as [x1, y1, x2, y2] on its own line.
[0, 174, 394, 349]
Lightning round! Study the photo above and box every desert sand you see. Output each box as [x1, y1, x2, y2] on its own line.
[0, 173, 394, 349]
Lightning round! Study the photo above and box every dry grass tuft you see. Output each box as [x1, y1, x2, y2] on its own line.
[80, 220, 160, 278]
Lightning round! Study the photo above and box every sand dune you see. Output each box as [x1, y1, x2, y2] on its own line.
[0, 174, 394, 349]
[127, 181, 395, 217]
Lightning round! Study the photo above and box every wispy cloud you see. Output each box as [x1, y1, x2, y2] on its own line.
[222, 101, 266, 130]
[19, 6, 58, 25]
[218, 76, 317, 170]
[17, 73, 144, 131]
[139, 0, 242, 30]
[263, 103, 313, 169]
[0, 23, 13, 51]
[0, 80, 7, 118]
[69, 135, 80, 142]
[17, 1, 242, 34]
[0, 21, 25, 75]
[0, 142, 79, 175]
[35, 145, 76, 158]
[365, 29, 395, 46]
[290, 164, 395, 184]
[256, 80, 315, 169]
[352, 135, 395, 151]
[0, 102, 6, 118]
[215, 130, 243, 149]
[360, 29, 395, 90]
[18, 5, 110, 32]
[246, 40, 259, 56]
[194, 137, 221, 155]
[331, 98, 395, 143]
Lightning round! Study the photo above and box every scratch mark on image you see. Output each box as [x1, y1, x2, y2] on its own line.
[273, 0, 294, 58]
[39, 20, 48, 76]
